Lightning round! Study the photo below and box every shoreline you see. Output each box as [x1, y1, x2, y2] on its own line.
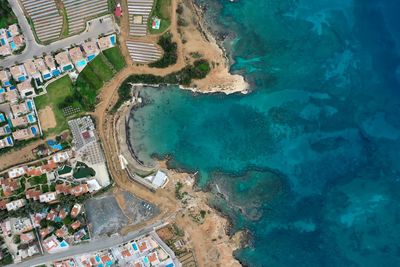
[94, 0, 253, 264]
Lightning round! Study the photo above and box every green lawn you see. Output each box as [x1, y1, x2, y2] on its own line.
[103, 47, 126, 71]
[0, 0, 17, 28]
[34, 75, 80, 135]
[35, 47, 125, 135]
[87, 54, 115, 82]
[148, 0, 172, 34]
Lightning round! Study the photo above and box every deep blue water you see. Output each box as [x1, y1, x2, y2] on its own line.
[129, 0, 400, 266]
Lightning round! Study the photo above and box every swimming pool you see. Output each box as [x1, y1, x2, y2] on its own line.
[18, 76, 26, 82]
[60, 240, 68, 248]
[27, 100, 33, 111]
[30, 126, 37, 135]
[10, 41, 16, 50]
[143, 256, 149, 264]
[110, 35, 116, 45]
[75, 59, 87, 68]
[63, 64, 73, 71]
[3, 81, 11, 86]
[52, 69, 61, 76]
[10, 86, 16, 90]
[0, 113, 5, 122]
[132, 242, 138, 251]
[27, 114, 36, 123]
[43, 72, 52, 80]
[87, 54, 95, 61]
[0, 38, 5, 46]
[6, 136, 13, 146]
[0, 88, 5, 94]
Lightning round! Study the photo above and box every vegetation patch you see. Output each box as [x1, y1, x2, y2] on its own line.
[149, 32, 177, 68]
[35, 76, 81, 135]
[36, 47, 126, 135]
[0, 0, 17, 28]
[148, 0, 171, 34]
[112, 59, 211, 112]
[103, 47, 126, 71]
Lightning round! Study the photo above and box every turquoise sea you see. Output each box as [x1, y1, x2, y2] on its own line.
[129, 0, 400, 266]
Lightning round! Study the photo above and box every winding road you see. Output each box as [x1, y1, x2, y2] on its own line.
[0, 0, 118, 68]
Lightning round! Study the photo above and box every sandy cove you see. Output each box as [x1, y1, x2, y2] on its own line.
[0, 0, 249, 265]
[92, 0, 250, 264]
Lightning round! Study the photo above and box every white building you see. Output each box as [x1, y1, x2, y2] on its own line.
[39, 192, 58, 203]
[6, 199, 26, 211]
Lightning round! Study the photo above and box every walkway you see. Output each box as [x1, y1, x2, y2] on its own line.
[1, 0, 117, 68]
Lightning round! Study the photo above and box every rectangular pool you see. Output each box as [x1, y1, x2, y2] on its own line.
[110, 35, 116, 45]
[43, 72, 52, 80]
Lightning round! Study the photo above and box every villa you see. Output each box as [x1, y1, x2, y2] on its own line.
[82, 41, 99, 61]
[10, 65, 27, 82]
[25, 189, 41, 201]
[8, 24, 19, 37]
[0, 70, 11, 86]
[97, 34, 116, 50]
[0, 136, 14, 149]
[0, 45, 11, 56]
[44, 55, 60, 78]
[11, 116, 29, 128]
[8, 166, 25, 178]
[6, 199, 26, 211]
[12, 124, 39, 141]
[55, 51, 74, 72]
[0, 125, 11, 136]
[39, 192, 58, 203]
[33, 58, 47, 71]
[17, 80, 35, 98]
[4, 89, 19, 103]
[69, 47, 87, 71]
[11, 102, 29, 116]
[24, 60, 40, 78]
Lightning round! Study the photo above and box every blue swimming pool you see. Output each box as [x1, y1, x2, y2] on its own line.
[165, 264, 174, 267]
[60, 240, 68, 248]
[10, 86, 16, 90]
[87, 54, 95, 62]
[27, 114, 36, 123]
[3, 81, 11, 86]
[95, 255, 101, 262]
[30, 126, 37, 135]
[43, 73, 52, 80]
[4, 126, 11, 134]
[27, 100, 33, 111]
[143, 256, 149, 264]
[6, 136, 13, 146]
[0, 39, 5, 46]
[6, 31, 11, 38]
[10, 41, 16, 50]
[132, 242, 138, 251]
[110, 35, 116, 45]
[75, 59, 86, 68]
[52, 69, 61, 76]
[63, 64, 73, 71]
[18, 76, 26, 82]
[0, 88, 5, 94]
[0, 113, 5, 122]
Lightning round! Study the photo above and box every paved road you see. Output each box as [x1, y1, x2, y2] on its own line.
[9, 222, 165, 267]
[1, 0, 117, 68]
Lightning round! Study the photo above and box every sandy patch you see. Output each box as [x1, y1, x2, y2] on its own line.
[38, 105, 56, 130]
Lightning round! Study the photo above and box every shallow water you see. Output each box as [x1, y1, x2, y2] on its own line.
[129, 0, 400, 266]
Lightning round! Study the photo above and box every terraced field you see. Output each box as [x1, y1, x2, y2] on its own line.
[63, 0, 108, 34]
[127, 0, 154, 36]
[126, 41, 162, 63]
[20, 0, 63, 42]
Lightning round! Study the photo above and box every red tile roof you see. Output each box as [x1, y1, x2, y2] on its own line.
[71, 220, 81, 230]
